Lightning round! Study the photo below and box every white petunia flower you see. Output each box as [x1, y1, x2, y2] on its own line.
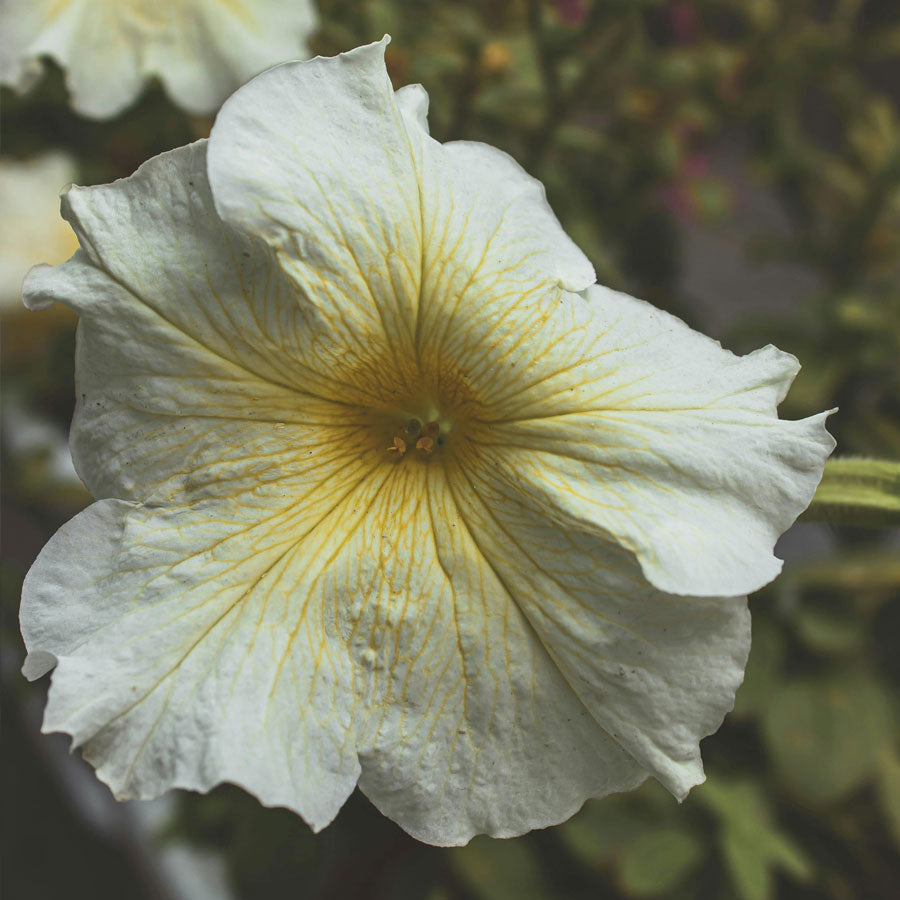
[20, 39, 834, 846]
[0, 152, 78, 310]
[0, 0, 318, 118]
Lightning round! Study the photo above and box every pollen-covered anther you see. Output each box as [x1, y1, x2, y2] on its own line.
[387, 436, 407, 456]
[416, 436, 434, 454]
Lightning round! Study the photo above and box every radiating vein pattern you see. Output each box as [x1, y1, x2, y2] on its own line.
[20, 39, 834, 847]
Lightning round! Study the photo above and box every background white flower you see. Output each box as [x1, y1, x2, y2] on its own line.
[19, 39, 834, 846]
[0, 152, 78, 311]
[0, 0, 318, 118]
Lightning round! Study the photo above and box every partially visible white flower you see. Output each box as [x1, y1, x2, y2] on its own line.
[2, 397, 81, 488]
[0, 152, 78, 311]
[0, 0, 318, 118]
[19, 40, 834, 846]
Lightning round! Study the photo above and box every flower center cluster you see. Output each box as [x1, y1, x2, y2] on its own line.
[387, 417, 447, 458]
[381, 401, 457, 461]
[364, 365, 484, 464]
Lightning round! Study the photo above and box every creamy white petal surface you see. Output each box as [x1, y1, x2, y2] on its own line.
[21, 40, 834, 845]
[0, 0, 318, 118]
[466, 285, 835, 598]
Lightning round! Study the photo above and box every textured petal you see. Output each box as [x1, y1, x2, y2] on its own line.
[446, 448, 750, 798]
[24, 140, 384, 503]
[0, 0, 317, 118]
[408, 136, 595, 413]
[350, 463, 645, 845]
[208, 38, 423, 387]
[21, 498, 362, 831]
[23, 463, 646, 845]
[395, 79, 595, 316]
[208, 42, 594, 393]
[413, 143, 595, 302]
[460, 285, 834, 597]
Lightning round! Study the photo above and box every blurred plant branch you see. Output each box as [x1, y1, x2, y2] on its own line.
[524, 0, 635, 169]
[805, 457, 900, 526]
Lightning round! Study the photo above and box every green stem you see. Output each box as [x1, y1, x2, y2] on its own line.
[804, 457, 900, 526]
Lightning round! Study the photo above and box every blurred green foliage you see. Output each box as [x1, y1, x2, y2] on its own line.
[2, 1, 899, 898]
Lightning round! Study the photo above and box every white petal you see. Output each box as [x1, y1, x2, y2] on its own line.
[395, 83, 430, 135]
[0, 0, 317, 118]
[19, 2, 144, 118]
[0, 0, 49, 93]
[391, 78, 595, 295]
[208, 42, 594, 390]
[351, 464, 645, 845]
[23, 141, 381, 503]
[0, 152, 78, 310]
[416, 139, 595, 303]
[22, 499, 362, 831]
[445, 451, 751, 799]
[23, 463, 646, 845]
[465, 285, 835, 597]
[208, 38, 423, 381]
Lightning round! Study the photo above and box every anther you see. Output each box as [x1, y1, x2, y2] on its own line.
[387, 436, 407, 456]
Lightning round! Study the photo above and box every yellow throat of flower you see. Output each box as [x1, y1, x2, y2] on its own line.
[363, 361, 488, 466]
[377, 395, 464, 462]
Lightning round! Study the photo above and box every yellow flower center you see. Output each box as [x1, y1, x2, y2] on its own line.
[339, 353, 490, 466]
[379, 400, 459, 462]
[360, 359, 490, 465]
[385, 416, 449, 458]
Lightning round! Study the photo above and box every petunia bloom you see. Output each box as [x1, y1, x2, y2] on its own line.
[0, 0, 318, 118]
[20, 39, 834, 846]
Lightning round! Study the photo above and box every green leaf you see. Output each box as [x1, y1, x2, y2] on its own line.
[618, 827, 705, 897]
[720, 829, 771, 900]
[786, 548, 900, 593]
[448, 836, 547, 900]
[733, 619, 786, 718]
[794, 605, 866, 655]
[720, 827, 812, 900]
[696, 778, 812, 900]
[877, 746, 900, 848]
[804, 458, 900, 526]
[695, 779, 776, 839]
[559, 796, 653, 869]
[762, 675, 895, 804]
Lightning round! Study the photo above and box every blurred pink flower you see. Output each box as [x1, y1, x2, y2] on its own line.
[553, 0, 588, 27]
[660, 153, 737, 224]
[668, 1, 700, 43]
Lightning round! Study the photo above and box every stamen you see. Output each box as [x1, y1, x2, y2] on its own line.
[382, 412, 452, 461]
[387, 436, 407, 456]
